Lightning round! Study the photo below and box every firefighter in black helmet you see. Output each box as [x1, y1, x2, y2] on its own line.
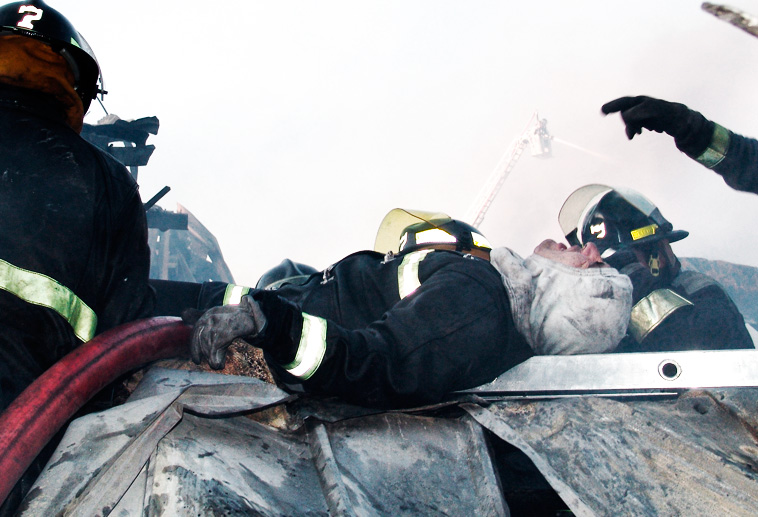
[559, 184, 752, 352]
[0, 0, 104, 131]
[0, 2, 153, 510]
[397, 218, 493, 260]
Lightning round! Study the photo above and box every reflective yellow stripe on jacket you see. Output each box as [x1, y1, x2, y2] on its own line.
[283, 313, 327, 380]
[283, 249, 433, 380]
[220, 282, 326, 380]
[0, 257, 97, 342]
[397, 249, 433, 299]
[222, 284, 251, 305]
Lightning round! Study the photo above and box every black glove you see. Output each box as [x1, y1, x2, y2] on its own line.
[601, 96, 714, 157]
[185, 295, 268, 369]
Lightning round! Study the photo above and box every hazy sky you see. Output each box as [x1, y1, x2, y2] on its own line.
[52, 0, 758, 286]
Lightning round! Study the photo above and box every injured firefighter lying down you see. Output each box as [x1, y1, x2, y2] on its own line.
[170, 209, 633, 408]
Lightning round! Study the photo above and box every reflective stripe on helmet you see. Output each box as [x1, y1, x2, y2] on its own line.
[630, 224, 658, 241]
[397, 249, 433, 299]
[282, 313, 327, 380]
[696, 123, 730, 169]
[222, 284, 251, 305]
[471, 232, 492, 249]
[0, 257, 97, 342]
[414, 228, 457, 246]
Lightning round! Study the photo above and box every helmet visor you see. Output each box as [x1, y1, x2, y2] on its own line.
[374, 208, 452, 253]
[559, 184, 675, 247]
[558, 184, 613, 244]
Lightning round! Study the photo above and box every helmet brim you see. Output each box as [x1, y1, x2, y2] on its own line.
[667, 229, 689, 244]
[623, 229, 689, 250]
[374, 208, 451, 254]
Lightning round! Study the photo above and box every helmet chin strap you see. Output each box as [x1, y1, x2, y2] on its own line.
[57, 46, 80, 90]
[646, 246, 680, 283]
[648, 251, 660, 277]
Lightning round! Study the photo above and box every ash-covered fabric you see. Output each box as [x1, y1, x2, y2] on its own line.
[491, 247, 632, 354]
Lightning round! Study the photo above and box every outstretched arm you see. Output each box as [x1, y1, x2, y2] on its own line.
[602, 95, 758, 195]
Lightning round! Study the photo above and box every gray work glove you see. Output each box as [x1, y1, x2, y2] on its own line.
[185, 295, 268, 369]
[601, 96, 714, 157]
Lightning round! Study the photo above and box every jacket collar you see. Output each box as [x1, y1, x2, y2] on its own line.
[0, 83, 69, 126]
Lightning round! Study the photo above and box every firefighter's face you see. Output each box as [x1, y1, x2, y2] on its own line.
[534, 239, 606, 269]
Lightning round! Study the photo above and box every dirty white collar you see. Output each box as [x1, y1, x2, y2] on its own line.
[490, 247, 632, 355]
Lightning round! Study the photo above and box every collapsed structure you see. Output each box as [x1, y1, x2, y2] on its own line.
[82, 116, 234, 284]
[50, 109, 757, 516]
[17, 353, 758, 516]
[10, 2, 758, 510]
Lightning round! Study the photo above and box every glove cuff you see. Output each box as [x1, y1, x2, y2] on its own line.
[693, 123, 730, 169]
[252, 290, 302, 364]
[674, 110, 715, 158]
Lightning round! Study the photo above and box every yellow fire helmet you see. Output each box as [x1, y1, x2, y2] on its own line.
[374, 208, 492, 255]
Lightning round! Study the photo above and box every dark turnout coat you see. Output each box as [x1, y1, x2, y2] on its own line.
[617, 263, 752, 353]
[0, 85, 154, 411]
[710, 130, 758, 195]
[198, 249, 533, 408]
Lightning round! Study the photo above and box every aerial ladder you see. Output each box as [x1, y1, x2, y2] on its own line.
[466, 111, 552, 228]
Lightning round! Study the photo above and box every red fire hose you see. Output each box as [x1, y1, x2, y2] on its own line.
[0, 317, 191, 504]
